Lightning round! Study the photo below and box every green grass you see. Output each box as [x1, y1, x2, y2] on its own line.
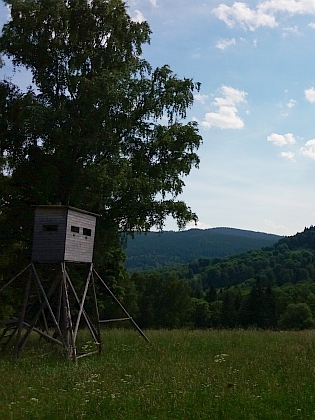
[1, 329, 315, 419]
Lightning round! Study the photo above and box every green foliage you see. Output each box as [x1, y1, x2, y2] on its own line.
[131, 271, 191, 328]
[124, 227, 315, 330]
[0, 0, 201, 231]
[152, 226, 315, 290]
[238, 280, 277, 329]
[0, 0, 202, 311]
[189, 298, 210, 328]
[278, 303, 315, 330]
[220, 290, 237, 328]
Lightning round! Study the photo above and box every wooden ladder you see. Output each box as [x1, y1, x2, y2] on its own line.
[0, 323, 18, 351]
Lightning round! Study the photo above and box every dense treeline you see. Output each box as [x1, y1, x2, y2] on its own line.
[124, 227, 281, 271]
[127, 226, 315, 330]
[129, 272, 315, 330]
[188, 228, 315, 290]
[2, 227, 315, 330]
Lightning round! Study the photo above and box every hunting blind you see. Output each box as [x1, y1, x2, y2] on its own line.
[32, 206, 97, 263]
[0, 206, 148, 362]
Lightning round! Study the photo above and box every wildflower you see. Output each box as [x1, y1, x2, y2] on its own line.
[214, 354, 229, 363]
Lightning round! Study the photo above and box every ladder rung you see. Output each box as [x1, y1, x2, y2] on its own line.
[3, 331, 16, 338]
[99, 316, 132, 323]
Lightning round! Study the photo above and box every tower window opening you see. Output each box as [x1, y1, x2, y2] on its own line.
[83, 228, 92, 236]
[43, 224, 58, 232]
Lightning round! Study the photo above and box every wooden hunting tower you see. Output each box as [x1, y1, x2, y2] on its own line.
[32, 206, 97, 263]
[0, 206, 148, 362]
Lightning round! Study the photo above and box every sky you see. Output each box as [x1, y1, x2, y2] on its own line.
[1, 0, 315, 236]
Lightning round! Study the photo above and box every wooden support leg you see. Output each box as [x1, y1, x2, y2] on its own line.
[64, 268, 99, 345]
[18, 266, 62, 353]
[73, 263, 93, 343]
[61, 263, 77, 363]
[93, 269, 150, 343]
[0, 264, 31, 295]
[14, 271, 32, 359]
[91, 271, 102, 354]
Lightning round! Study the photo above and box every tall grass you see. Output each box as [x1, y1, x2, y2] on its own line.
[1, 329, 315, 419]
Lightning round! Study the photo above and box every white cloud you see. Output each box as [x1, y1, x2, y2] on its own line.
[149, 0, 157, 6]
[264, 219, 291, 235]
[309, 22, 315, 28]
[216, 38, 236, 50]
[212, 2, 278, 30]
[259, 0, 315, 14]
[287, 99, 296, 108]
[185, 221, 212, 230]
[282, 26, 300, 37]
[194, 93, 209, 104]
[300, 139, 315, 159]
[281, 151, 296, 161]
[267, 133, 296, 146]
[131, 10, 146, 23]
[305, 87, 315, 103]
[201, 86, 247, 129]
[202, 106, 245, 129]
[213, 86, 247, 107]
[213, 0, 315, 31]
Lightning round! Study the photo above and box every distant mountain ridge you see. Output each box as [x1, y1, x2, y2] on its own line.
[124, 227, 282, 271]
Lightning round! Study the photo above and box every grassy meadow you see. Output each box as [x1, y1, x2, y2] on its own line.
[1, 329, 315, 419]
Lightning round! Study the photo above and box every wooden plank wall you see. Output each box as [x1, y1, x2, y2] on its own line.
[64, 209, 96, 263]
[32, 208, 68, 262]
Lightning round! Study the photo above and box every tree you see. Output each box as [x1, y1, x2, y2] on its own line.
[264, 283, 277, 328]
[190, 298, 210, 328]
[306, 292, 315, 317]
[208, 300, 222, 328]
[220, 290, 236, 328]
[238, 279, 267, 328]
[205, 284, 217, 303]
[133, 272, 191, 328]
[0, 0, 202, 278]
[278, 303, 315, 330]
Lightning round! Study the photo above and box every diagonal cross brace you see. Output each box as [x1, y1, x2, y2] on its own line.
[64, 268, 99, 345]
[17, 265, 64, 353]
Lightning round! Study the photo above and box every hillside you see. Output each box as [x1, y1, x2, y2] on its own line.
[124, 227, 281, 271]
[145, 226, 315, 292]
[128, 226, 315, 330]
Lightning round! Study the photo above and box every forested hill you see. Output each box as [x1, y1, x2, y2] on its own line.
[128, 226, 315, 330]
[124, 227, 281, 271]
[159, 226, 315, 291]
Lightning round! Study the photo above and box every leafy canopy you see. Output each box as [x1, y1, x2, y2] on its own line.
[0, 0, 202, 267]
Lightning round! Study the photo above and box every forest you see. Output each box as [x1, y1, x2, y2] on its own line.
[126, 226, 315, 330]
[3, 225, 315, 332]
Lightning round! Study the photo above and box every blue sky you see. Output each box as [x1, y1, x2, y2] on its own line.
[1, 1, 315, 236]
